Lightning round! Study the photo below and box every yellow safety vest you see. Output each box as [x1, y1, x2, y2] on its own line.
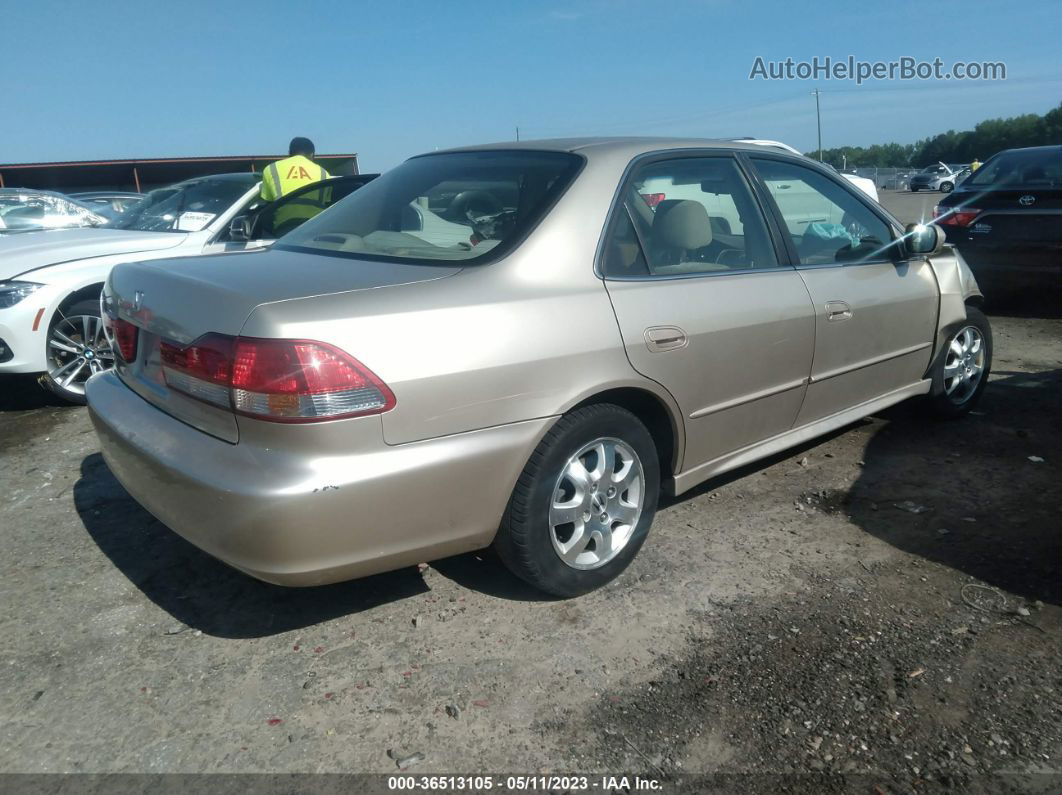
[260, 155, 330, 201]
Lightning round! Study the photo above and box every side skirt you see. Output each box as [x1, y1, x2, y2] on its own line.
[668, 380, 931, 496]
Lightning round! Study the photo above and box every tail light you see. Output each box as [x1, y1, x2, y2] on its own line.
[933, 205, 981, 227]
[113, 317, 139, 363]
[160, 334, 395, 422]
[640, 192, 666, 208]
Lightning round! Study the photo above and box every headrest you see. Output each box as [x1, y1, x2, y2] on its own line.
[653, 200, 712, 250]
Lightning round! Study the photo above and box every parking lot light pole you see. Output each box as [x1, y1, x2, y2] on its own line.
[812, 88, 823, 161]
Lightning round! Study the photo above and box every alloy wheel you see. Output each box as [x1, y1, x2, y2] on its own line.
[943, 325, 986, 405]
[549, 437, 644, 570]
[47, 314, 115, 398]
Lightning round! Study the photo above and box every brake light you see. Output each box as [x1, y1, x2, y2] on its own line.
[159, 334, 395, 422]
[933, 205, 981, 227]
[113, 317, 139, 363]
[159, 334, 233, 408]
[640, 192, 666, 208]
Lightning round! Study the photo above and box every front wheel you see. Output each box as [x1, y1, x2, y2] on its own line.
[41, 298, 115, 405]
[927, 306, 991, 418]
[940, 181, 954, 193]
[494, 404, 660, 597]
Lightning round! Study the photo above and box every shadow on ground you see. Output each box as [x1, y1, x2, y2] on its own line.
[0, 373, 68, 412]
[73, 453, 432, 638]
[846, 369, 1062, 606]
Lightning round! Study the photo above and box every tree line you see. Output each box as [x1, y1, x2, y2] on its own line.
[807, 102, 1062, 168]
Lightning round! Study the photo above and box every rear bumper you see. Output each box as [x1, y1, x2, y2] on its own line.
[86, 370, 551, 586]
[953, 244, 1062, 288]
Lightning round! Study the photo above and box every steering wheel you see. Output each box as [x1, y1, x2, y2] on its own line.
[448, 190, 504, 222]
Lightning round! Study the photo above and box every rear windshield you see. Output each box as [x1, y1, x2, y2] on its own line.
[276, 150, 583, 264]
[964, 149, 1062, 188]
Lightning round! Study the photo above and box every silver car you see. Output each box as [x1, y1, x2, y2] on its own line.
[87, 138, 991, 596]
[909, 162, 971, 193]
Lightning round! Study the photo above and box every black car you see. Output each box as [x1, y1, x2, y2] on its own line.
[934, 145, 1062, 300]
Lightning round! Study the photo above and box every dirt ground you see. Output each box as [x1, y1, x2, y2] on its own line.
[1, 300, 1059, 790]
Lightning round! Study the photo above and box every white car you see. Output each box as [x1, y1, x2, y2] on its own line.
[738, 140, 880, 201]
[0, 172, 373, 402]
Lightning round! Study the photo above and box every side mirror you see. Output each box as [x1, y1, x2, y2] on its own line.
[903, 222, 944, 256]
[229, 216, 252, 241]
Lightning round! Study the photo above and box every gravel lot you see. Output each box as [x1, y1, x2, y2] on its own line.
[1, 271, 1059, 788]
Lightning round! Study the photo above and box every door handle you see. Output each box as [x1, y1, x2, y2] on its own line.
[825, 301, 852, 322]
[644, 325, 688, 352]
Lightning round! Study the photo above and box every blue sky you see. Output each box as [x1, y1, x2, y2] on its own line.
[5, 0, 1060, 171]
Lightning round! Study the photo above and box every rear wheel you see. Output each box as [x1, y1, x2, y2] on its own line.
[927, 306, 991, 418]
[494, 404, 660, 597]
[42, 298, 114, 405]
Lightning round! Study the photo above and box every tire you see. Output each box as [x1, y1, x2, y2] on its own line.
[494, 403, 660, 597]
[927, 306, 992, 419]
[41, 297, 114, 405]
[940, 181, 954, 193]
[910, 186, 919, 192]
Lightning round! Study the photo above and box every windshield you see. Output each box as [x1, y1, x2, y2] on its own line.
[0, 193, 102, 232]
[964, 149, 1062, 188]
[276, 151, 583, 264]
[110, 175, 258, 233]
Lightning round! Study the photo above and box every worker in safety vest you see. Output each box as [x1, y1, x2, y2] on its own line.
[260, 137, 332, 235]
[261, 137, 330, 200]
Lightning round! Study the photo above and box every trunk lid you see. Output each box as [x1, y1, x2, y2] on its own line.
[949, 187, 1062, 247]
[107, 247, 461, 442]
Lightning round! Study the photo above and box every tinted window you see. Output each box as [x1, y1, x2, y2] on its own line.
[964, 149, 1062, 188]
[604, 156, 776, 277]
[256, 179, 367, 239]
[277, 151, 582, 264]
[751, 158, 894, 265]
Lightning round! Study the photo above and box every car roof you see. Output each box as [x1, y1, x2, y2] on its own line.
[432, 136, 798, 160]
[996, 144, 1062, 155]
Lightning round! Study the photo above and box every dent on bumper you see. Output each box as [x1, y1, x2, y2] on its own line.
[86, 371, 552, 586]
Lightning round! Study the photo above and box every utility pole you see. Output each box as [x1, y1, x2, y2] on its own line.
[515, 125, 520, 141]
[812, 88, 823, 161]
